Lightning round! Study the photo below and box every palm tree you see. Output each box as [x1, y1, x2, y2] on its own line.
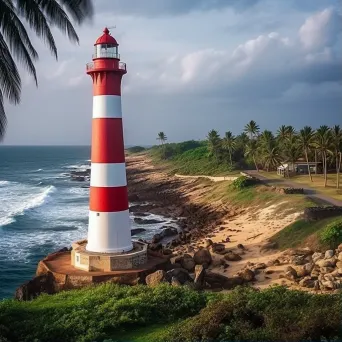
[157, 132, 167, 145]
[259, 130, 275, 150]
[331, 125, 342, 189]
[298, 126, 315, 182]
[244, 120, 260, 140]
[245, 139, 259, 172]
[282, 135, 301, 178]
[314, 126, 332, 187]
[222, 131, 236, 166]
[277, 125, 288, 145]
[206, 129, 221, 161]
[262, 145, 282, 172]
[0, 0, 94, 140]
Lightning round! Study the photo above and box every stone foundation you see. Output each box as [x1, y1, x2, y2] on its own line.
[71, 240, 148, 271]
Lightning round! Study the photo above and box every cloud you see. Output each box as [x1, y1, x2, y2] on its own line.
[96, 0, 260, 17]
[299, 7, 342, 50]
[123, 8, 341, 105]
[44, 59, 74, 80]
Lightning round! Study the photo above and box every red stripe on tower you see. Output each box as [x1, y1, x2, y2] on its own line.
[85, 28, 132, 253]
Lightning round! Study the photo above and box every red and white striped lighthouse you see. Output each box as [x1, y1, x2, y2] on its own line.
[85, 28, 132, 253]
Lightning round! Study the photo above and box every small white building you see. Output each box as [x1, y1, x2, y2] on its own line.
[277, 160, 322, 177]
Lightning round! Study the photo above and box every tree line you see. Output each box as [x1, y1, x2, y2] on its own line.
[157, 121, 342, 189]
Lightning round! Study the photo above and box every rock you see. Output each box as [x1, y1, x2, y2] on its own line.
[285, 247, 313, 257]
[291, 255, 307, 266]
[171, 277, 182, 287]
[253, 263, 267, 270]
[239, 269, 255, 282]
[224, 251, 242, 262]
[146, 270, 166, 287]
[312, 252, 324, 263]
[237, 244, 245, 250]
[320, 266, 335, 274]
[128, 194, 140, 202]
[295, 266, 308, 278]
[194, 249, 212, 266]
[187, 245, 195, 253]
[149, 243, 163, 252]
[285, 266, 297, 281]
[194, 265, 206, 287]
[161, 227, 178, 238]
[211, 243, 226, 254]
[205, 239, 213, 248]
[265, 270, 274, 275]
[299, 276, 315, 288]
[166, 268, 192, 285]
[315, 259, 335, 268]
[131, 228, 146, 236]
[310, 265, 321, 278]
[337, 244, 342, 253]
[337, 253, 342, 261]
[180, 255, 196, 272]
[15, 272, 56, 301]
[134, 212, 150, 217]
[325, 250, 334, 259]
[151, 233, 163, 244]
[303, 262, 314, 275]
[134, 218, 165, 225]
[336, 268, 342, 275]
[267, 259, 280, 267]
[163, 248, 173, 256]
[203, 271, 243, 290]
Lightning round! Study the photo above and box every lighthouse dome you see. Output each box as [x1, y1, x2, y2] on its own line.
[95, 27, 118, 46]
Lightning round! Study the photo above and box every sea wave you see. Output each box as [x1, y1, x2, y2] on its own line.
[63, 164, 90, 170]
[0, 185, 56, 227]
[0, 180, 11, 186]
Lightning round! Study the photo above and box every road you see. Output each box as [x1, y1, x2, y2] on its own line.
[245, 170, 342, 206]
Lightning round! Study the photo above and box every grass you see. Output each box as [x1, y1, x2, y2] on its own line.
[271, 216, 342, 251]
[260, 171, 342, 201]
[1, 284, 341, 342]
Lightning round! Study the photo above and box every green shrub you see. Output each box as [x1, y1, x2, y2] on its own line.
[320, 219, 342, 248]
[127, 146, 146, 153]
[231, 176, 259, 190]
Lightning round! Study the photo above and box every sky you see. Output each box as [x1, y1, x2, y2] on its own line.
[3, 0, 342, 145]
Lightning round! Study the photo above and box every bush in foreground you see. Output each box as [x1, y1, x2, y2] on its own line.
[0, 284, 341, 342]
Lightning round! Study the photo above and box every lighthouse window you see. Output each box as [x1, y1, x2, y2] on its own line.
[97, 213, 100, 217]
[95, 44, 118, 58]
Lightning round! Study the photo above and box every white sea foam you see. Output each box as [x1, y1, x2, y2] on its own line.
[0, 180, 11, 186]
[63, 164, 90, 170]
[0, 184, 56, 227]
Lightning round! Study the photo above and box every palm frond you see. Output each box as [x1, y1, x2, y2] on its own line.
[0, 32, 21, 105]
[15, 0, 58, 58]
[0, 0, 38, 85]
[37, 0, 79, 44]
[0, 90, 7, 140]
[58, 0, 94, 24]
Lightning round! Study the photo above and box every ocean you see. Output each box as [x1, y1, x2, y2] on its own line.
[0, 146, 167, 299]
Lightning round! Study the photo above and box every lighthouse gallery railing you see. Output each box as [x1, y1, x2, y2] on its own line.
[86, 61, 126, 72]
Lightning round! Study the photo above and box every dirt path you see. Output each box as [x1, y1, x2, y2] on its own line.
[245, 170, 342, 206]
[174, 174, 238, 182]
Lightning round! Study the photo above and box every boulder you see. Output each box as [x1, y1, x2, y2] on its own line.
[312, 252, 324, 263]
[337, 244, 342, 253]
[145, 270, 166, 287]
[134, 218, 165, 225]
[193, 249, 212, 266]
[315, 259, 335, 268]
[211, 243, 226, 254]
[149, 243, 163, 252]
[239, 269, 255, 282]
[253, 263, 267, 270]
[237, 244, 245, 250]
[325, 250, 334, 259]
[338, 253, 342, 261]
[320, 266, 335, 274]
[299, 276, 315, 288]
[161, 227, 178, 238]
[131, 228, 146, 236]
[267, 259, 280, 267]
[285, 248, 313, 257]
[15, 272, 56, 301]
[180, 255, 196, 272]
[295, 266, 308, 278]
[336, 261, 342, 269]
[310, 265, 321, 278]
[303, 262, 315, 275]
[171, 277, 182, 287]
[151, 233, 163, 244]
[224, 251, 242, 262]
[285, 266, 297, 281]
[194, 265, 206, 287]
[166, 268, 192, 285]
[291, 255, 307, 266]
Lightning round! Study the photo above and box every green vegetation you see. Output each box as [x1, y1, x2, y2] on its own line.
[230, 176, 259, 190]
[320, 219, 342, 249]
[126, 146, 146, 153]
[149, 121, 342, 189]
[271, 216, 342, 250]
[1, 284, 341, 342]
[0, 0, 94, 139]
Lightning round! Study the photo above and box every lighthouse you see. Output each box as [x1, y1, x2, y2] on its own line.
[85, 28, 132, 254]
